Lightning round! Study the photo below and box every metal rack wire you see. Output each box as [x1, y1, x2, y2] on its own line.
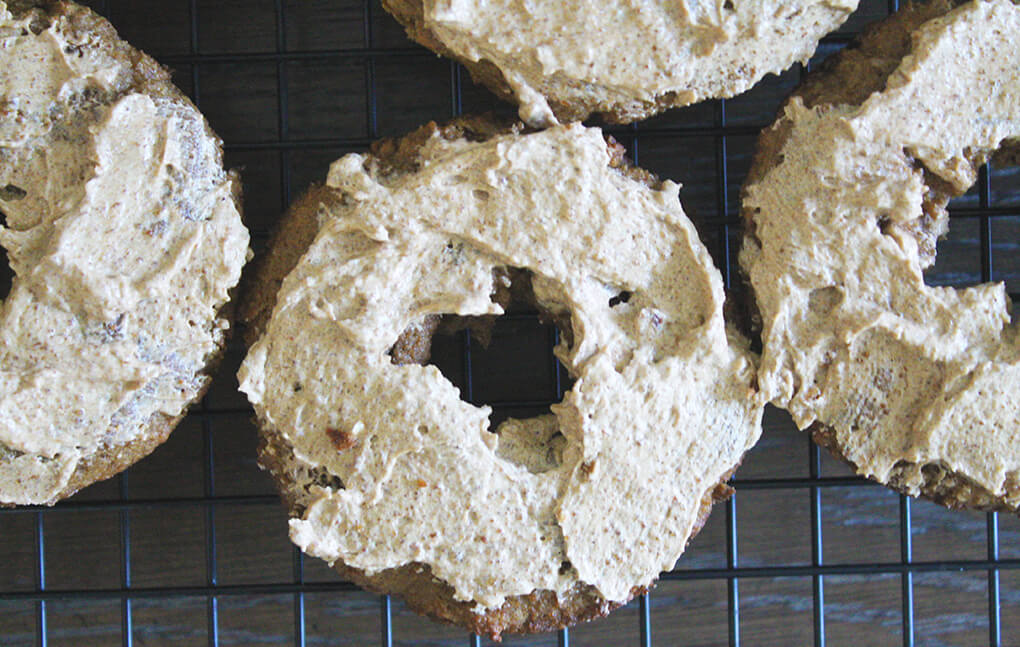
[1, 0, 1018, 645]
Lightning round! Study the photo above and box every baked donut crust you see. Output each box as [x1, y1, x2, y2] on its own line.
[740, 0, 1020, 511]
[240, 116, 761, 638]
[0, 1, 249, 505]
[382, 0, 861, 126]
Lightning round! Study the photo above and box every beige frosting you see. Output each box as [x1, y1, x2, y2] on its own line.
[239, 124, 762, 609]
[0, 2, 250, 504]
[413, 0, 860, 125]
[741, 0, 1020, 504]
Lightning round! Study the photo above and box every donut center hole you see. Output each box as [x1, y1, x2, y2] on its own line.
[919, 213, 988, 291]
[389, 268, 575, 430]
[910, 151, 1020, 336]
[911, 149, 1019, 297]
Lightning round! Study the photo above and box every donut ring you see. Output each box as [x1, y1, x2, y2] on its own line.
[741, 0, 1020, 510]
[0, 1, 249, 505]
[383, 0, 861, 126]
[239, 117, 762, 637]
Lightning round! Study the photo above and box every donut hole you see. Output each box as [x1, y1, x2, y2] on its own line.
[902, 148, 1019, 293]
[920, 215, 986, 290]
[389, 269, 575, 469]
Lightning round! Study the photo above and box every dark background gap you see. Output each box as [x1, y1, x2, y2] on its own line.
[922, 210, 984, 289]
[427, 310, 573, 430]
[922, 161, 991, 290]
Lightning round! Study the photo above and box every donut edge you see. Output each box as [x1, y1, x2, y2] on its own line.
[1, 0, 246, 506]
[379, 0, 675, 124]
[381, 0, 858, 126]
[740, 0, 1020, 513]
[240, 115, 745, 639]
[258, 425, 739, 639]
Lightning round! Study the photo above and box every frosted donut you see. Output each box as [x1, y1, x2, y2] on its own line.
[0, 1, 250, 505]
[239, 117, 763, 637]
[382, 0, 861, 126]
[740, 0, 1020, 510]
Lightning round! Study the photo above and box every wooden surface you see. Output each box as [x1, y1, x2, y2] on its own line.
[1, 0, 1019, 645]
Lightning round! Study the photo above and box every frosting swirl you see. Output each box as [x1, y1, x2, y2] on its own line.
[0, 1, 249, 504]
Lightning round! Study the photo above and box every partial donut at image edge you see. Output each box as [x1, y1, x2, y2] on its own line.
[238, 115, 764, 638]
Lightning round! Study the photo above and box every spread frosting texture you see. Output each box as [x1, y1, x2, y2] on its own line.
[0, 2, 249, 504]
[401, 0, 860, 125]
[741, 0, 1020, 506]
[239, 123, 763, 609]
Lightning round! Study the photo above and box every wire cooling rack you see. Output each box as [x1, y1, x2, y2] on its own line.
[1, 0, 1019, 645]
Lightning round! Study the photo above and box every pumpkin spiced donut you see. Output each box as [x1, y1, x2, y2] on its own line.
[239, 117, 763, 637]
[382, 0, 861, 126]
[0, 1, 250, 505]
[741, 0, 1020, 510]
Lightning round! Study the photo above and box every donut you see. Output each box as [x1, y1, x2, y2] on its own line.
[0, 1, 250, 505]
[382, 0, 862, 126]
[740, 0, 1020, 510]
[238, 116, 763, 637]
